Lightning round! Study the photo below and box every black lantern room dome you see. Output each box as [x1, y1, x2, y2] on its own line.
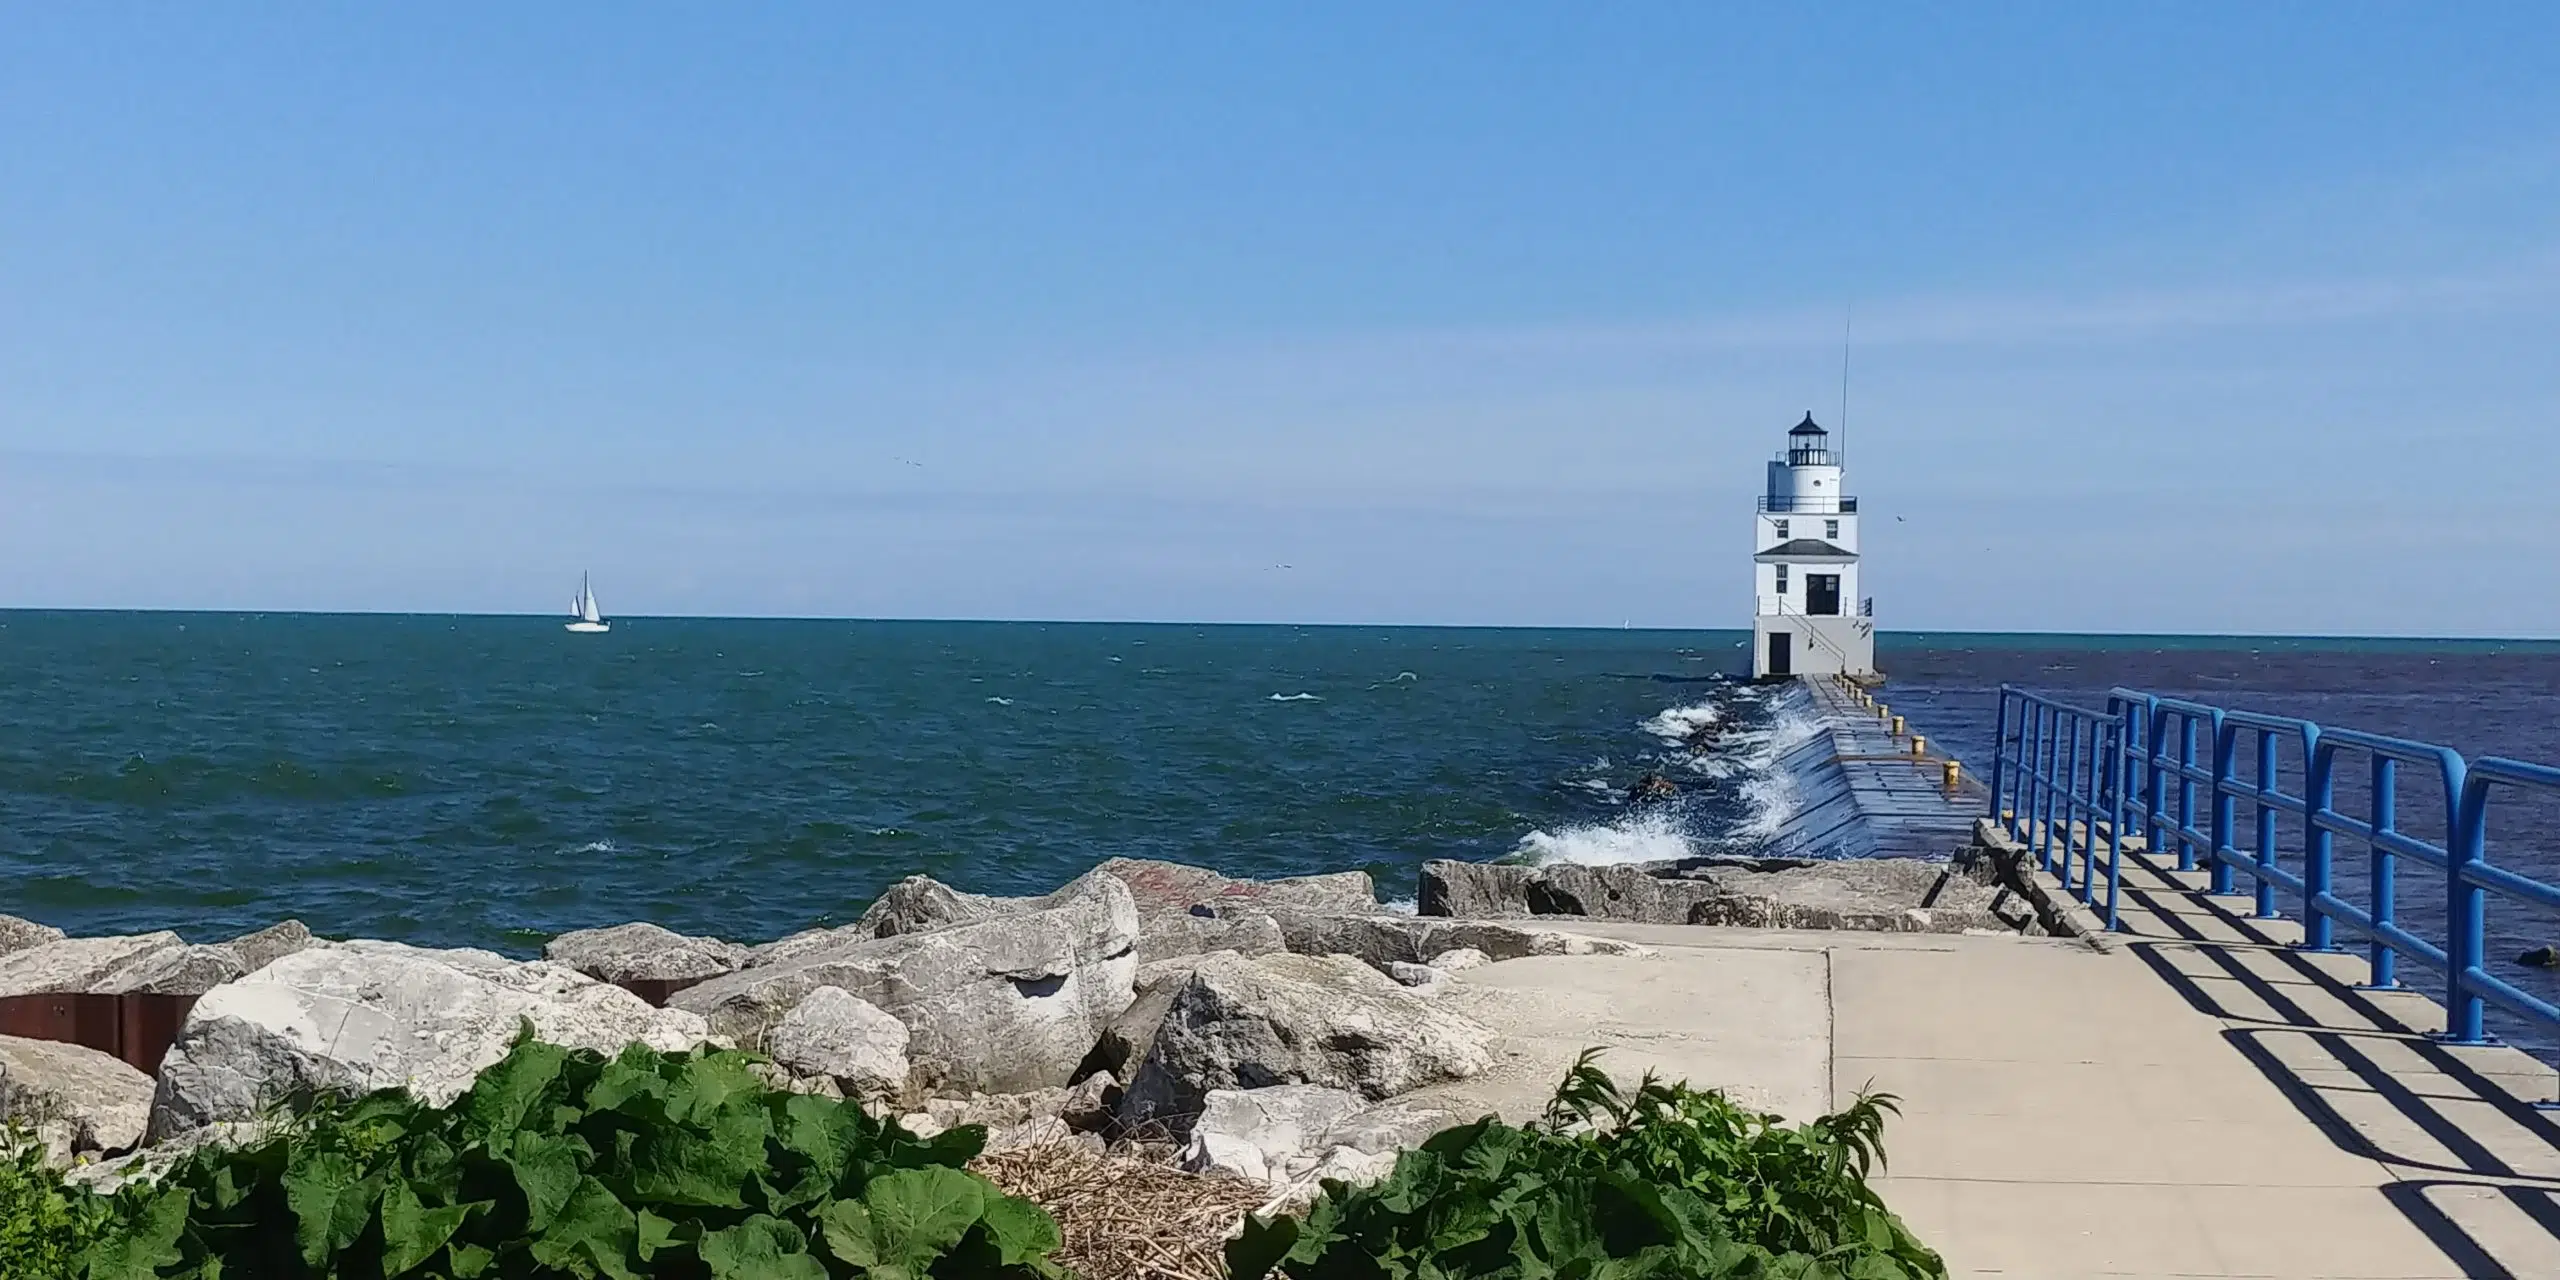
[1786, 412, 1834, 465]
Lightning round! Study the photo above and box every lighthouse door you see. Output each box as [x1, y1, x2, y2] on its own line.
[1805, 574, 1842, 615]
[1766, 631, 1792, 677]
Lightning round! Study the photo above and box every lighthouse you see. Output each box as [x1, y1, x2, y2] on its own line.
[1751, 412, 1875, 679]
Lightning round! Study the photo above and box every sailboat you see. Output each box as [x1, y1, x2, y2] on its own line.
[565, 574, 610, 633]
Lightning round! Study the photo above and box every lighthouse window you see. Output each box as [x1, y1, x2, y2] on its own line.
[1773, 519, 1789, 538]
[1775, 565, 1789, 592]
[1825, 519, 1839, 539]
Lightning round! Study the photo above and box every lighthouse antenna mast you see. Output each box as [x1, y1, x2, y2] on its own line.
[1838, 305, 1852, 464]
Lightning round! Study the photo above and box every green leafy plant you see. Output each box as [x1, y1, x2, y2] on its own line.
[1227, 1050, 1945, 1279]
[0, 1130, 115, 1280]
[76, 1027, 1064, 1279]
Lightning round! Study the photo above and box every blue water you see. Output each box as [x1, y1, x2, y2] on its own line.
[0, 613, 1791, 952]
[8, 611, 2560, 1056]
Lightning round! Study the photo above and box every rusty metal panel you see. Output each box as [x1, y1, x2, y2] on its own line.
[117, 994, 197, 1074]
[0, 992, 198, 1073]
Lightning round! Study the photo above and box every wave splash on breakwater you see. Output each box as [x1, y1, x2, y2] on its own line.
[1511, 682, 1825, 867]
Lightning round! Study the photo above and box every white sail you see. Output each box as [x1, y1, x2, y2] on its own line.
[567, 574, 610, 632]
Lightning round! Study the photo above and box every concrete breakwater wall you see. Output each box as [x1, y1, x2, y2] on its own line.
[1754, 676, 1983, 860]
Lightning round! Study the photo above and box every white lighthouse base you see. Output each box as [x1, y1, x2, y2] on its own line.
[1752, 614, 1876, 679]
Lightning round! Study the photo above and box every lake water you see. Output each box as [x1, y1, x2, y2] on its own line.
[7, 613, 2559, 1054]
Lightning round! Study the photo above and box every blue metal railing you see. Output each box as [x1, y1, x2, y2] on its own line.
[1988, 684, 2560, 1047]
[1986, 688, 2128, 930]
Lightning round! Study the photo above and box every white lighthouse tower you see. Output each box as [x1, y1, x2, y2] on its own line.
[1751, 412, 1875, 679]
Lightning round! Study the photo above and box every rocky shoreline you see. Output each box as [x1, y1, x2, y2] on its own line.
[0, 831, 2053, 1205]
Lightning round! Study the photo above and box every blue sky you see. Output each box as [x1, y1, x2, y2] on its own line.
[5, 5, 2558, 633]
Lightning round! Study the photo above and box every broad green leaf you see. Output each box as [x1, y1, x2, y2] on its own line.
[464, 1036, 570, 1142]
[77, 1187, 192, 1280]
[403, 1131, 464, 1204]
[282, 1149, 382, 1268]
[636, 1208, 681, 1260]
[774, 1092, 857, 1181]
[699, 1214, 830, 1280]
[665, 1051, 766, 1125]
[861, 1165, 986, 1268]
[448, 1242, 498, 1278]
[977, 1193, 1061, 1266]
[378, 1180, 474, 1276]
[587, 1054, 670, 1117]
[508, 1130, 587, 1233]
[819, 1198, 878, 1268]
[203, 1163, 256, 1214]
[1222, 1213, 1299, 1280]
[623, 1104, 768, 1209]
[526, 1176, 639, 1280]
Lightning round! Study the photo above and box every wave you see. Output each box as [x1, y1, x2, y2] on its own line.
[1513, 808, 1693, 866]
[1638, 703, 1719, 743]
[1268, 692, 1322, 702]
[1714, 690, 1824, 841]
[985, 696, 1014, 705]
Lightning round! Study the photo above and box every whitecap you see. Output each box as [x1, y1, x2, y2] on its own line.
[1268, 692, 1323, 702]
[568, 840, 616, 854]
[1379, 897, 1420, 916]
[1639, 702, 1720, 742]
[986, 696, 1014, 705]
[1512, 809, 1692, 866]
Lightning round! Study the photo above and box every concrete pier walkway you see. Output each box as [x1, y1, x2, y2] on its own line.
[1430, 849, 2560, 1277]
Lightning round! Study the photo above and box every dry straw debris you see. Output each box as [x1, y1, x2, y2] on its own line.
[972, 1140, 1274, 1280]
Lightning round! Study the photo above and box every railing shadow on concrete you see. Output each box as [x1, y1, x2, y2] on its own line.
[1989, 684, 2560, 1053]
[2102, 846, 2560, 1278]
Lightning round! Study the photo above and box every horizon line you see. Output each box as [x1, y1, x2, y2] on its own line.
[2, 606, 2555, 647]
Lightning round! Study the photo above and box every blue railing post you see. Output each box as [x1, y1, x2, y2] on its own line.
[2253, 729, 2279, 919]
[2036, 704, 2059, 873]
[2302, 729, 2337, 952]
[1988, 688, 2011, 822]
[2061, 712, 2084, 888]
[2447, 767, 2487, 1043]
[2368, 756, 2399, 990]
[2145, 706, 2167, 867]
[2176, 716, 2199, 872]
[2103, 715, 2125, 929]
[2210, 718, 2237, 896]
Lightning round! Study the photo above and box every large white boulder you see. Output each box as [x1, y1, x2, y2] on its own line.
[90, 944, 249, 995]
[545, 922, 750, 986]
[1119, 952, 1496, 1131]
[0, 1034, 155, 1160]
[0, 914, 65, 957]
[1181, 1085, 1367, 1182]
[764, 986, 909, 1097]
[677, 875, 1139, 1095]
[149, 941, 716, 1140]
[225, 921, 318, 974]
[0, 933, 184, 997]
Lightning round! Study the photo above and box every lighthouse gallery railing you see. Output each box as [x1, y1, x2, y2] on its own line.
[1987, 685, 2560, 1047]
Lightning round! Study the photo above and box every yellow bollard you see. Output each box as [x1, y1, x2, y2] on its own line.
[1911, 734, 1927, 757]
[1891, 715, 1905, 736]
[1943, 760, 1962, 789]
